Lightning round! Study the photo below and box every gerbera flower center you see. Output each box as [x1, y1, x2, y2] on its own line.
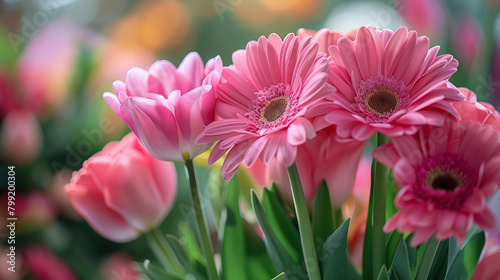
[355, 75, 410, 122]
[262, 97, 288, 122]
[365, 87, 401, 115]
[245, 83, 300, 133]
[415, 153, 478, 210]
[425, 169, 464, 192]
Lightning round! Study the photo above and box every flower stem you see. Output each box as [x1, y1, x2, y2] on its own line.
[146, 228, 185, 278]
[287, 163, 321, 280]
[372, 133, 388, 277]
[185, 159, 219, 280]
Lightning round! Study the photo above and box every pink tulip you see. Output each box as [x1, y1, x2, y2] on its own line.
[398, 0, 445, 40]
[104, 52, 222, 162]
[1, 109, 42, 165]
[65, 133, 177, 242]
[100, 252, 140, 280]
[266, 126, 365, 210]
[23, 244, 77, 280]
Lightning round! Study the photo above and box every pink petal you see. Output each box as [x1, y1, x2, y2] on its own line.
[120, 97, 181, 161]
[65, 173, 138, 243]
[372, 143, 400, 168]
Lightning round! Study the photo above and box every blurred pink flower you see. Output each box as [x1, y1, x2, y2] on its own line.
[454, 16, 483, 67]
[1, 109, 42, 165]
[65, 133, 177, 242]
[373, 120, 500, 246]
[1, 246, 22, 280]
[17, 19, 101, 114]
[398, 0, 445, 40]
[196, 33, 332, 180]
[104, 52, 222, 162]
[16, 191, 57, 233]
[101, 252, 140, 280]
[323, 26, 463, 141]
[266, 126, 365, 210]
[23, 244, 77, 280]
[0, 72, 22, 117]
[297, 28, 357, 53]
[452, 87, 500, 130]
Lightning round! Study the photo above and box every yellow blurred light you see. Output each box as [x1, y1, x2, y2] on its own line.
[260, 0, 301, 12]
[137, 0, 192, 52]
[108, 0, 192, 52]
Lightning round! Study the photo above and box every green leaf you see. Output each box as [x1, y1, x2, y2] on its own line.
[388, 267, 400, 280]
[251, 190, 307, 280]
[312, 181, 334, 254]
[447, 236, 458, 269]
[377, 265, 388, 280]
[220, 177, 247, 280]
[404, 234, 417, 270]
[321, 219, 351, 280]
[135, 260, 183, 280]
[390, 239, 412, 280]
[386, 231, 403, 266]
[415, 237, 440, 280]
[428, 239, 448, 280]
[411, 239, 427, 278]
[271, 272, 285, 280]
[166, 235, 208, 280]
[178, 222, 204, 266]
[445, 232, 485, 280]
[208, 168, 225, 226]
[362, 158, 377, 280]
[262, 185, 302, 262]
[240, 217, 276, 280]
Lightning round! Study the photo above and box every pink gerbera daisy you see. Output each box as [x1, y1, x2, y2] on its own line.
[373, 120, 500, 246]
[196, 33, 332, 180]
[323, 26, 464, 141]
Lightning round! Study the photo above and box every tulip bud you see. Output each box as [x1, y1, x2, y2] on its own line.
[65, 133, 177, 242]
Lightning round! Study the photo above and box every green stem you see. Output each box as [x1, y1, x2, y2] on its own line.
[287, 163, 321, 280]
[372, 133, 388, 277]
[415, 238, 440, 280]
[146, 228, 186, 278]
[185, 159, 219, 280]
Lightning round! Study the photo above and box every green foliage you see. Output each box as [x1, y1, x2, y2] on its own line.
[220, 177, 248, 280]
[135, 260, 183, 280]
[445, 232, 485, 280]
[251, 190, 308, 279]
[312, 181, 334, 254]
[262, 184, 302, 261]
[220, 178, 276, 280]
[320, 219, 361, 280]
[271, 272, 286, 280]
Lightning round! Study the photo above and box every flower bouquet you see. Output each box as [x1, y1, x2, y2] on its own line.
[65, 26, 500, 280]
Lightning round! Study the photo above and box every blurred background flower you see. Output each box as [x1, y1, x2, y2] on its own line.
[1, 0, 499, 278]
